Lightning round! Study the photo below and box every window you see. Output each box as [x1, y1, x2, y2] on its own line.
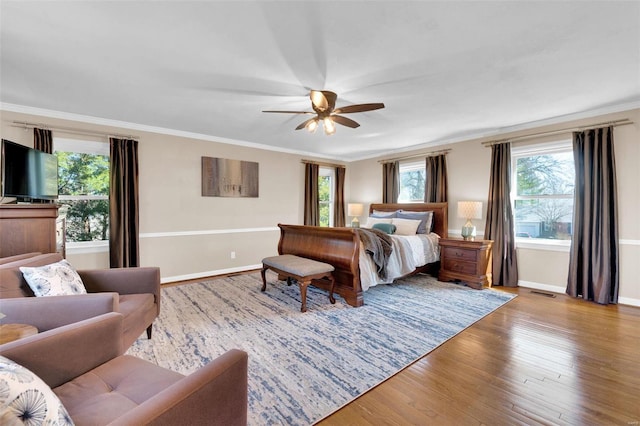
[511, 141, 575, 240]
[398, 160, 425, 202]
[54, 139, 109, 244]
[318, 167, 334, 227]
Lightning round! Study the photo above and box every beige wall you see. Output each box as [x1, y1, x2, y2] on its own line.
[349, 108, 640, 305]
[0, 110, 322, 282]
[1, 107, 638, 304]
[137, 133, 306, 280]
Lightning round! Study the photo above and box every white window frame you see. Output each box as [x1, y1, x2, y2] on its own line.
[511, 140, 574, 252]
[54, 138, 110, 253]
[319, 166, 335, 227]
[397, 159, 425, 203]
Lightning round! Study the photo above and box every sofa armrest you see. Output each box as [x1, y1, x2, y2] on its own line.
[0, 293, 119, 332]
[0, 312, 123, 389]
[110, 349, 248, 426]
[78, 267, 161, 315]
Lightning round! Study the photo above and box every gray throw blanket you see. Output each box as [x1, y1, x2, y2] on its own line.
[357, 228, 393, 280]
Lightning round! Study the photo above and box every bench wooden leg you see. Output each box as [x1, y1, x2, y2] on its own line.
[299, 280, 310, 312]
[260, 260, 334, 312]
[260, 266, 268, 292]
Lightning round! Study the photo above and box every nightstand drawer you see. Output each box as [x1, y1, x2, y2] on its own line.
[442, 247, 477, 262]
[439, 238, 493, 289]
[443, 259, 477, 275]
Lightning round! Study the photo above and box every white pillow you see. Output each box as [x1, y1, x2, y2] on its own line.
[398, 210, 433, 234]
[20, 259, 87, 297]
[391, 218, 422, 235]
[0, 355, 74, 425]
[362, 217, 393, 229]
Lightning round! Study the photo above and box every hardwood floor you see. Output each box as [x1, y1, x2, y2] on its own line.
[316, 287, 640, 425]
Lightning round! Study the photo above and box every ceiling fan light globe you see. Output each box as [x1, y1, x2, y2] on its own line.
[323, 117, 336, 135]
[306, 119, 318, 133]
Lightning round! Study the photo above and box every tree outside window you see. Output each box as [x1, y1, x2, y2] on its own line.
[398, 160, 425, 202]
[512, 142, 574, 240]
[318, 167, 334, 227]
[55, 139, 109, 243]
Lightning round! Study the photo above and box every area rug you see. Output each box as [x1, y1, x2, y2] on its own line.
[127, 272, 516, 425]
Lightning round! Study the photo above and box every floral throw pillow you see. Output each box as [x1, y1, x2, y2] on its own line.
[0, 355, 74, 425]
[19, 260, 87, 297]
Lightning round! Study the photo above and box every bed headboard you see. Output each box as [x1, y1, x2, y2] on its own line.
[368, 202, 448, 238]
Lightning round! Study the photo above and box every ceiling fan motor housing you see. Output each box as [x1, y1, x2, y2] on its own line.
[263, 89, 385, 133]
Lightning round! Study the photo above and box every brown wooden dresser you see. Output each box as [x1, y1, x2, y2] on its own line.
[0, 204, 59, 258]
[438, 238, 493, 289]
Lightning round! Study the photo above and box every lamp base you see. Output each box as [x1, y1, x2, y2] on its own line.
[461, 221, 476, 241]
[351, 218, 360, 228]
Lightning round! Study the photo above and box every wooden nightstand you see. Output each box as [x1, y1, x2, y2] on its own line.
[438, 238, 493, 289]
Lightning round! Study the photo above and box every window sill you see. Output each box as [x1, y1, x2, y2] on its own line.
[515, 238, 570, 252]
[66, 240, 109, 255]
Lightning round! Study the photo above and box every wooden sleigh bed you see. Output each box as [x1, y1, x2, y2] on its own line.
[277, 202, 448, 307]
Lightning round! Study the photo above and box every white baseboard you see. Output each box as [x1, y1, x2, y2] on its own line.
[161, 264, 262, 284]
[618, 296, 640, 308]
[518, 280, 566, 294]
[519, 280, 640, 307]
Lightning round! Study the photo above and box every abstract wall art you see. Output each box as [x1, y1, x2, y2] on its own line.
[201, 157, 259, 198]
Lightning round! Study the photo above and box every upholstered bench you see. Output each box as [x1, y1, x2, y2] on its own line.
[261, 254, 335, 312]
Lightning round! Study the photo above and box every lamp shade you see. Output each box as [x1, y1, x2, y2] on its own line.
[347, 203, 364, 217]
[457, 201, 483, 220]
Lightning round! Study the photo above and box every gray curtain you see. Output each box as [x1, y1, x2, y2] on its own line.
[304, 163, 319, 226]
[567, 126, 619, 304]
[34, 128, 53, 153]
[109, 138, 139, 268]
[334, 166, 346, 227]
[484, 143, 518, 287]
[424, 154, 448, 202]
[382, 161, 399, 203]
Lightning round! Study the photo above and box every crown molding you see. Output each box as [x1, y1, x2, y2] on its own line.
[0, 102, 337, 161]
[349, 100, 640, 162]
[3, 100, 638, 164]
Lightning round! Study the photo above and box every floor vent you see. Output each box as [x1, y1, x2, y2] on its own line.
[530, 290, 556, 298]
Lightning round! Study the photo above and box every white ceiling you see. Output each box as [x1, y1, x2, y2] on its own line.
[1, 1, 639, 161]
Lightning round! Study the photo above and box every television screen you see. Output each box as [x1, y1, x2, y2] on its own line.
[1, 139, 58, 201]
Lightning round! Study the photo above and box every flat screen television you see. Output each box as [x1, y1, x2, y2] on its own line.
[1, 139, 58, 201]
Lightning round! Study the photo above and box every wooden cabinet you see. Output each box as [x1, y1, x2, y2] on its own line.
[438, 238, 493, 289]
[0, 204, 59, 258]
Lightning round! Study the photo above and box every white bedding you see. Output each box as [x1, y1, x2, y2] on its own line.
[359, 232, 440, 291]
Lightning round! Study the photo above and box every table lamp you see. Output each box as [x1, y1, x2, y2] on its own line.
[458, 201, 483, 240]
[347, 203, 364, 228]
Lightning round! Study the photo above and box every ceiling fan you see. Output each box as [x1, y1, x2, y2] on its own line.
[262, 90, 384, 135]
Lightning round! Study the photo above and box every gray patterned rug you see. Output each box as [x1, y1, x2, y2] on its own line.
[127, 272, 516, 425]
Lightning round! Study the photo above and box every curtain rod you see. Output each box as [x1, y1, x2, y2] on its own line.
[378, 148, 451, 164]
[9, 121, 139, 141]
[482, 119, 634, 147]
[301, 159, 346, 168]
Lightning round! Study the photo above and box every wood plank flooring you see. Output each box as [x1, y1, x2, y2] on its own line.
[316, 287, 640, 425]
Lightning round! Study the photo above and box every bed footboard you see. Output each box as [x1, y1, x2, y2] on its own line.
[277, 224, 363, 307]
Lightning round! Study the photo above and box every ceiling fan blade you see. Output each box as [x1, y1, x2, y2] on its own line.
[310, 90, 329, 112]
[331, 115, 360, 128]
[295, 117, 318, 130]
[262, 110, 315, 114]
[321, 91, 337, 110]
[333, 103, 385, 114]
[310, 90, 338, 112]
